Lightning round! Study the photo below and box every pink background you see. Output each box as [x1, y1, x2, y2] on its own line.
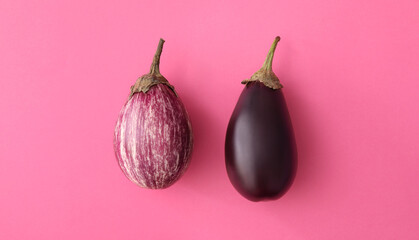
[1, 0, 418, 239]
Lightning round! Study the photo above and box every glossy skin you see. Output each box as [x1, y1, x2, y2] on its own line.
[225, 82, 297, 201]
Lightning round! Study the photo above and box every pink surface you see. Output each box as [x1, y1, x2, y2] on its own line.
[0, 0, 418, 239]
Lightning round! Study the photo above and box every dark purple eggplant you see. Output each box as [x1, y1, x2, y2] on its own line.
[225, 37, 297, 202]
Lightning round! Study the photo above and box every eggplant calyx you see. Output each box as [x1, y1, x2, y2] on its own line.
[130, 74, 176, 98]
[241, 36, 283, 89]
[129, 38, 177, 98]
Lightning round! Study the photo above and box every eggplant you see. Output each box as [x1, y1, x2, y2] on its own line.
[114, 39, 193, 189]
[225, 37, 297, 201]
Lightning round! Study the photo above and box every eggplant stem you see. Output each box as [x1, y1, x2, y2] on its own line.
[262, 36, 280, 72]
[149, 38, 165, 75]
[241, 36, 282, 89]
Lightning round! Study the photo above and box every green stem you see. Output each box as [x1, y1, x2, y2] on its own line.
[149, 38, 165, 75]
[261, 36, 280, 72]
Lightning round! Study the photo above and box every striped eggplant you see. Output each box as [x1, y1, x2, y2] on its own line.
[114, 39, 193, 189]
[225, 37, 297, 201]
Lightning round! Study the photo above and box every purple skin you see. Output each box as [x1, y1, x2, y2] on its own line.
[225, 82, 297, 201]
[114, 84, 193, 189]
[225, 37, 297, 201]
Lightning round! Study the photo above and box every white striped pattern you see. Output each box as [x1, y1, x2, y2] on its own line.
[114, 84, 193, 189]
